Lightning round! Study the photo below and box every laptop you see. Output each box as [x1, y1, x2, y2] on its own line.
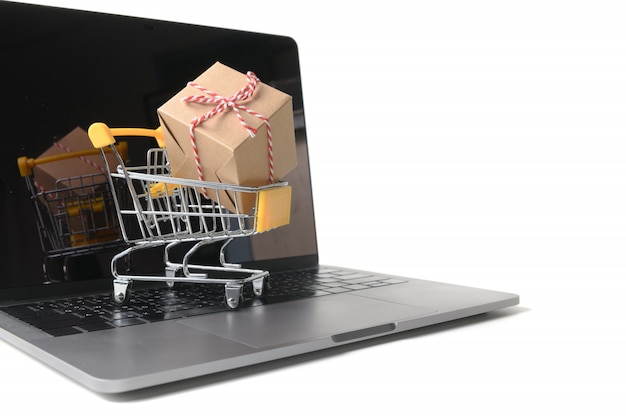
[0, 1, 519, 394]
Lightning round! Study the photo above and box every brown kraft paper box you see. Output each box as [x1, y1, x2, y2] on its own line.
[157, 62, 297, 213]
[33, 126, 119, 194]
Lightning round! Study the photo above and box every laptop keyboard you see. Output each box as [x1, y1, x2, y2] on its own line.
[0, 268, 406, 337]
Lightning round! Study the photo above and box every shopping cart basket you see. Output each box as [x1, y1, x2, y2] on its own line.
[17, 143, 127, 281]
[88, 122, 292, 309]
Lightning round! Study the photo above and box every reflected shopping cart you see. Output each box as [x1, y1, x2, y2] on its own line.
[17, 143, 127, 281]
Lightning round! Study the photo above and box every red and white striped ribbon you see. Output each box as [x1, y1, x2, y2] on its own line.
[53, 141, 107, 175]
[33, 141, 107, 195]
[181, 71, 274, 188]
[33, 179, 60, 203]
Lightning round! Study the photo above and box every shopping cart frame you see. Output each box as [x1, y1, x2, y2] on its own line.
[17, 144, 127, 281]
[88, 122, 292, 309]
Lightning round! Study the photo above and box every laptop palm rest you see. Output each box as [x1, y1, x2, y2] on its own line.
[179, 294, 435, 349]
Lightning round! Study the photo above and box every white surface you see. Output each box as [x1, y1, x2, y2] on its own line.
[2, 0, 625, 415]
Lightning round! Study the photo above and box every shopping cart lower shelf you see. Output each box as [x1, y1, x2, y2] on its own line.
[88, 122, 292, 309]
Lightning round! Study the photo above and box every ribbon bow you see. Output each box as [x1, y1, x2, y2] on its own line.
[181, 71, 274, 186]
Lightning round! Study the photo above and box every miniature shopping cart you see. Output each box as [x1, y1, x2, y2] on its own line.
[88, 122, 292, 309]
[17, 144, 127, 281]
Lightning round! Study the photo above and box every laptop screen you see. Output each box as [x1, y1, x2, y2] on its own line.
[0, 2, 318, 292]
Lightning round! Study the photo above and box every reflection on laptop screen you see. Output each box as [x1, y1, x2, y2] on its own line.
[0, 2, 317, 291]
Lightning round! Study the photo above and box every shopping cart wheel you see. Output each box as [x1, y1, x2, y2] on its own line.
[224, 284, 244, 310]
[251, 277, 272, 299]
[252, 277, 265, 297]
[113, 279, 131, 304]
[165, 266, 181, 288]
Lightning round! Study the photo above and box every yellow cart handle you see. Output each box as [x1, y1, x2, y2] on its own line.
[88, 122, 164, 149]
[17, 141, 129, 177]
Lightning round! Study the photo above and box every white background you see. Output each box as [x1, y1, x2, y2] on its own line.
[2, 0, 625, 415]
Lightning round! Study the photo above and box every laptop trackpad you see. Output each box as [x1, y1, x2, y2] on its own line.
[179, 294, 435, 349]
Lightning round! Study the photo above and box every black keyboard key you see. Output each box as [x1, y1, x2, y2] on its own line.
[111, 311, 140, 320]
[44, 327, 83, 337]
[78, 321, 116, 332]
[343, 284, 370, 291]
[341, 276, 379, 285]
[325, 287, 351, 294]
[112, 318, 145, 327]
[257, 294, 304, 305]
[182, 305, 227, 317]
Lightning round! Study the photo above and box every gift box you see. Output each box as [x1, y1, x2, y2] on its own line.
[157, 62, 297, 213]
[32, 126, 120, 194]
